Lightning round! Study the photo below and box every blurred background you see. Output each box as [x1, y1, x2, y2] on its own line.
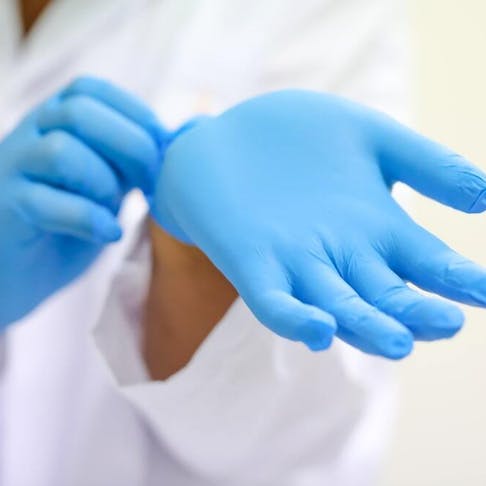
[379, 1, 486, 485]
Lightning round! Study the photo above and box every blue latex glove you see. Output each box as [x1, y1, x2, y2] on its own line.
[0, 77, 165, 329]
[153, 90, 486, 359]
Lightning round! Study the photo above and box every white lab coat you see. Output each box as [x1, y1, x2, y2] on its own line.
[0, 1, 410, 485]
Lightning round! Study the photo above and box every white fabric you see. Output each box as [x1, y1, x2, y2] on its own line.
[0, 0, 409, 484]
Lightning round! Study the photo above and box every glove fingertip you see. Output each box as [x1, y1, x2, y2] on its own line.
[381, 330, 414, 360]
[435, 303, 464, 338]
[91, 211, 122, 243]
[468, 187, 486, 213]
[302, 313, 337, 352]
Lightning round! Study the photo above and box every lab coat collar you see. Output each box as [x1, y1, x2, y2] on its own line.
[20, 0, 136, 58]
[3, 0, 141, 103]
[0, 0, 21, 70]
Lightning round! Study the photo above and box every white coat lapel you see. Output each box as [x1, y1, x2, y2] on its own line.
[1, 0, 136, 122]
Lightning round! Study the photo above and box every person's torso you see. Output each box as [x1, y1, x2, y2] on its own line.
[1, 1, 407, 484]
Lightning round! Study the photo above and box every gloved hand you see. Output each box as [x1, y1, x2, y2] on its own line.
[0, 76, 165, 329]
[153, 90, 486, 359]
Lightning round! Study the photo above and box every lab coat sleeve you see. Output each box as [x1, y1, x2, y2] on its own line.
[88, 195, 394, 485]
[0, 335, 5, 370]
[93, 294, 395, 486]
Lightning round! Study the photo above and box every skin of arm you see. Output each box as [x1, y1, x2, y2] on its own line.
[143, 220, 238, 380]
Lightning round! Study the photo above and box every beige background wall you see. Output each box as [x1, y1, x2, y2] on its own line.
[379, 1, 486, 485]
